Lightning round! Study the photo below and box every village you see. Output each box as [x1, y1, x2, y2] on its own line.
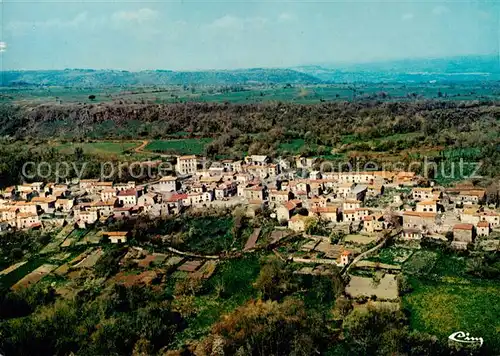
[0, 153, 499, 299]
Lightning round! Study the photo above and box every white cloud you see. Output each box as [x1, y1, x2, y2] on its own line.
[0, 42, 7, 53]
[278, 13, 297, 22]
[208, 15, 268, 31]
[111, 8, 158, 24]
[7, 12, 88, 34]
[401, 13, 414, 21]
[209, 15, 244, 30]
[432, 6, 450, 16]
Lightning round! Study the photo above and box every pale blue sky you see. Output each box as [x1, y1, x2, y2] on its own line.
[1, 0, 499, 70]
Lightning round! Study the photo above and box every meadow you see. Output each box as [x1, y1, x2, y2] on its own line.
[145, 138, 213, 155]
[403, 252, 500, 352]
[3, 82, 500, 105]
[55, 141, 139, 158]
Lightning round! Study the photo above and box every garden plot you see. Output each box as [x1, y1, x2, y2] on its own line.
[41, 225, 74, 254]
[49, 252, 72, 262]
[403, 250, 439, 275]
[79, 231, 101, 245]
[53, 263, 70, 276]
[346, 274, 399, 300]
[356, 261, 402, 271]
[73, 249, 104, 268]
[301, 239, 319, 251]
[270, 229, 291, 244]
[344, 234, 378, 245]
[193, 260, 218, 279]
[164, 256, 184, 267]
[368, 246, 414, 265]
[136, 253, 168, 268]
[478, 239, 499, 252]
[243, 228, 261, 251]
[0, 261, 27, 276]
[178, 260, 204, 272]
[61, 229, 89, 247]
[12, 264, 58, 290]
[314, 241, 344, 259]
[353, 300, 400, 312]
[113, 270, 158, 287]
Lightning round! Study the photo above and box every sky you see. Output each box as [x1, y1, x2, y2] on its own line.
[0, 0, 499, 70]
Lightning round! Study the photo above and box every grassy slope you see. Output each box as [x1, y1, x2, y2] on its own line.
[145, 138, 213, 155]
[403, 252, 500, 351]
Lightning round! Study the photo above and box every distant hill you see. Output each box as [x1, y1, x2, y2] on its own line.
[293, 55, 500, 83]
[0, 68, 321, 87]
[2, 55, 499, 87]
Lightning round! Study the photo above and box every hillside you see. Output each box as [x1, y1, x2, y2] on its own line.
[0, 68, 321, 87]
[2, 55, 499, 87]
[294, 55, 500, 83]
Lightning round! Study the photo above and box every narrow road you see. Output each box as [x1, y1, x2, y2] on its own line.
[342, 228, 401, 276]
[134, 140, 149, 153]
[166, 246, 219, 260]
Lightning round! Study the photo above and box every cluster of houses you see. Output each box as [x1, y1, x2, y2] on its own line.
[0, 154, 498, 250]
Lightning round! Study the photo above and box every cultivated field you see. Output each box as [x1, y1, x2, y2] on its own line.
[145, 138, 213, 155]
[345, 274, 399, 300]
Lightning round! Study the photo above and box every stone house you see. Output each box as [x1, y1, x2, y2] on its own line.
[401, 228, 422, 240]
[176, 155, 198, 175]
[117, 189, 139, 207]
[457, 190, 486, 204]
[55, 199, 74, 212]
[138, 192, 161, 207]
[402, 211, 438, 232]
[156, 176, 177, 192]
[452, 223, 474, 249]
[268, 189, 292, 205]
[15, 201, 38, 215]
[100, 188, 117, 202]
[288, 214, 313, 232]
[412, 187, 436, 201]
[103, 231, 129, 244]
[337, 183, 355, 198]
[309, 206, 339, 223]
[31, 197, 56, 213]
[476, 221, 490, 237]
[416, 200, 437, 213]
[343, 200, 361, 211]
[16, 213, 40, 229]
[276, 201, 297, 223]
[244, 186, 264, 201]
[477, 211, 500, 227]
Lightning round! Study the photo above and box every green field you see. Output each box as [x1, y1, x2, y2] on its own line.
[55, 141, 139, 157]
[171, 255, 261, 346]
[4, 83, 500, 105]
[146, 138, 212, 155]
[403, 252, 500, 352]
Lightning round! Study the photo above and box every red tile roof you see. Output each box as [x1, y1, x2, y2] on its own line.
[453, 223, 474, 231]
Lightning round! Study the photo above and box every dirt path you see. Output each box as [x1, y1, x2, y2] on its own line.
[166, 246, 219, 260]
[342, 228, 401, 276]
[134, 140, 149, 153]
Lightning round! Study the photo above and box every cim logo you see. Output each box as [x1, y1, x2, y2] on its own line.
[448, 331, 484, 347]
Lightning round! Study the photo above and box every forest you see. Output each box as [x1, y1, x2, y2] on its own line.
[0, 100, 499, 186]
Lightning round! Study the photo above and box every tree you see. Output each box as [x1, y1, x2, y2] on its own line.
[396, 274, 413, 296]
[197, 298, 330, 356]
[74, 146, 84, 161]
[253, 256, 292, 300]
[332, 296, 353, 319]
[342, 304, 408, 355]
[88, 95, 96, 101]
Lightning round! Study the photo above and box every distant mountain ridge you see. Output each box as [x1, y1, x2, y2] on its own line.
[293, 55, 500, 83]
[2, 55, 499, 86]
[0, 68, 321, 87]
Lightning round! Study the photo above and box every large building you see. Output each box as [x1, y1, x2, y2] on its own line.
[176, 155, 198, 175]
